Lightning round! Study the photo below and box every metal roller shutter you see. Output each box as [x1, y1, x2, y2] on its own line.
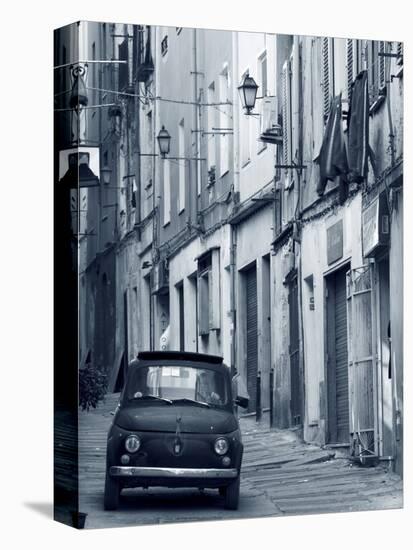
[289, 277, 302, 425]
[246, 266, 258, 412]
[334, 271, 349, 442]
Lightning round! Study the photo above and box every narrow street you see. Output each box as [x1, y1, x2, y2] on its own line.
[78, 394, 402, 529]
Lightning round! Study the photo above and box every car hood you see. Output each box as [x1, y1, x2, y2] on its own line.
[114, 403, 238, 434]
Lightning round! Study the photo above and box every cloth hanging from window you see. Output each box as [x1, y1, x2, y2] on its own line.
[315, 93, 348, 197]
[347, 70, 369, 183]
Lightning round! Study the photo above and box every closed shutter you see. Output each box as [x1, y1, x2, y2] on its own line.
[198, 272, 209, 336]
[347, 265, 377, 458]
[118, 39, 129, 91]
[282, 61, 291, 165]
[289, 276, 301, 425]
[326, 266, 350, 444]
[346, 39, 354, 101]
[177, 283, 185, 351]
[367, 41, 379, 102]
[282, 59, 292, 189]
[246, 266, 258, 412]
[334, 270, 349, 442]
[322, 37, 333, 121]
[291, 42, 299, 168]
[396, 42, 403, 66]
[378, 41, 386, 89]
[209, 248, 221, 330]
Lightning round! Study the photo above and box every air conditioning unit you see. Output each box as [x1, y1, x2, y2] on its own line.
[260, 96, 283, 144]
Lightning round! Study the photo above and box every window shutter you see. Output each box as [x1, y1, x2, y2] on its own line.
[367, 41, 378, 103]
[291, 42, 299, 166]
[118, 39, 129, 91]
[397, 42, 403, 66]
[209, 249, 221, 330]
[198, 272, 210, 335]
[163, 159, 170, 225]
[346, 39, 354, 101]
[282, 60, 292, 168]
[322, 37, 332, 121]
[378, 41, 386, 89]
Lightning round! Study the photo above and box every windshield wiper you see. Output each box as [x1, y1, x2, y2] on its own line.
[172, 398, 211, 408]
[132, 394, 172, 404]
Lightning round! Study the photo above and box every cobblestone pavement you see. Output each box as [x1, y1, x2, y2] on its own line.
[77, 393, 402, 529]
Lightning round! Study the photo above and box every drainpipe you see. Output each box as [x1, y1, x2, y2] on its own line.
[192, 27, 199, 229]
[385, 50, 395, 167]
[230, 30, 240, 378]
[134, 26, 142, 238]
[150, 25, 159, 351]
[294, 34, 306, 431]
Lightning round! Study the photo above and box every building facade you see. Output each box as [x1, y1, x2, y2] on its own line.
[54, 22, 403, 476]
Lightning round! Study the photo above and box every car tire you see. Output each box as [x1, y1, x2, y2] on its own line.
[104, 471, 120, 511]
[224, 476, 240, 510]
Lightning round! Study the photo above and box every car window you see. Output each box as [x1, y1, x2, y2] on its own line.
[126, 365, 229, 406]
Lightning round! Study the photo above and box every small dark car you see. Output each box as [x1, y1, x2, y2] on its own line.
[104, 351, 248, 511]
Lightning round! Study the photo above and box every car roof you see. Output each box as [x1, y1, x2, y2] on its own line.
[136, 350, 224, 364]
[128, 351, 228, 374]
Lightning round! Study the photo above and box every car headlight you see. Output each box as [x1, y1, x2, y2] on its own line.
[125, 434, 141, 453]
[214, 437, 229, 455]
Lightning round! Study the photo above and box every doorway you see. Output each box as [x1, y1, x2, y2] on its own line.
[378, 256, 392, 456]
[326, 265, 350, 444]
[177, 282, 185, 351]
[245, 264, 258, 412]
[288, 274, 302, 426]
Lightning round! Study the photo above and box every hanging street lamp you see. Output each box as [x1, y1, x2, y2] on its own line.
[69, 65, 89, 109]
[100, 165, 112, 185]
[157, 125, 171, 158]
[238, 72, 259, 115]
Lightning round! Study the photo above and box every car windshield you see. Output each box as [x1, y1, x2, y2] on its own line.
[126, 365, 229, 407]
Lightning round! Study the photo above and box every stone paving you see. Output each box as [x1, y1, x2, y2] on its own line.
[77, 393, 402, 529]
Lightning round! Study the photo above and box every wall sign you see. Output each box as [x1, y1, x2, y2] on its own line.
[362, 193, 390, 257]
[326, 220, 343, 265]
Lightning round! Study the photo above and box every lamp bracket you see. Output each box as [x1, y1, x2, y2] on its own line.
[163, 156, 206, 161]
[274, 164, 307, 170]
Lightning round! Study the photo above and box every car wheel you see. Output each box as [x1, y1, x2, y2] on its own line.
[104, 471, 120, 511]
[224, 476, 240, 510]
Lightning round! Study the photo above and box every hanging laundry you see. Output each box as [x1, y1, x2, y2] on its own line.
[347, 70, 369, 183]
[315, 93, 348, 196]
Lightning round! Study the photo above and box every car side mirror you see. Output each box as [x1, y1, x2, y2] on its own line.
[234, 396, 249, 409]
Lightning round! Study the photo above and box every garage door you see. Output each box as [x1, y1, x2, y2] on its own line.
[327, 266, 350, 443]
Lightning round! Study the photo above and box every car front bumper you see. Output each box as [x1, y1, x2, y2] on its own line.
[110, 466, 238, 480]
